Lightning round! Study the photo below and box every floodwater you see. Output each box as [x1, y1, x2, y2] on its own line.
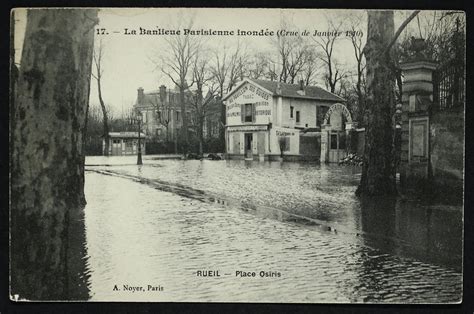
[74, 155, 463, 303]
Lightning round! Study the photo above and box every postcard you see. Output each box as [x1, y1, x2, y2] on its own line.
[10, 7, 464, 303]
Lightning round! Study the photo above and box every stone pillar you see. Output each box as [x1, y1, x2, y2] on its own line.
[320, 123, 330, 163]
[277, 96, 283, 127]
[399, 60, 437, 192]
[345, 122, 357, 154]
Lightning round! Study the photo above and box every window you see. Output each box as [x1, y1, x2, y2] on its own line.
[296, 111, 300, 123]
[330, 133, 346, 150]
[290, 106, 294, 118]
[176, 111, 181, 123]
[317, 106, 329, 126]
[244, 104, 253, 122]
[331, 134, 338, 149]
[157, 111, 161, 121]
[113, 139, 120, 144]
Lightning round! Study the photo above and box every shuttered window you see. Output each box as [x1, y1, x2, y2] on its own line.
[241, 103, 254, 123]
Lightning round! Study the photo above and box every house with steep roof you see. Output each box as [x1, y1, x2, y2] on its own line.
[222, 78, 346, 161]
[134, 85, 222, 147]
[134, 85, 191, 141]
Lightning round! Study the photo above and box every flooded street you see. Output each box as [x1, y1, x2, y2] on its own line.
[78, 156, 462, 303]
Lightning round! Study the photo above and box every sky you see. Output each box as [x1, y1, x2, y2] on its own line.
[13, 8, 440, 116]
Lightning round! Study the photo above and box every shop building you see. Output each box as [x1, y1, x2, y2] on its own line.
[223, 78, 345, 161]
[103, 132, 146, 156]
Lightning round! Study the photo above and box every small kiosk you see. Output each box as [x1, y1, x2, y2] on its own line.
[103, 132, 146, 156]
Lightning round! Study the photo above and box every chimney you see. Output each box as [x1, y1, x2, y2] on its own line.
[276, 82, 282, 95]
[159, 85, 167, 103]
[297, 80, 306, 96]
[137, 87, 144, 105]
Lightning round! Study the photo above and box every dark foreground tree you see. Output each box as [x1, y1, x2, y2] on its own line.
[11, 9, 97, 300]
[357, 10, 419, 196]
[92, 40, 110, 156]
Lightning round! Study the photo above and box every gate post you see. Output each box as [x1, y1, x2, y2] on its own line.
[399, 60, 437, 192]
[345, 121, 357, 154]
[320, 123, 330, 163]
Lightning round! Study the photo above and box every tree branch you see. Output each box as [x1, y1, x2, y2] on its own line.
[384, 10, 420, 55]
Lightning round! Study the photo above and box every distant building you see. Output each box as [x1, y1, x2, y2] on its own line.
[223, 78, 345, 161]
[134, 85, 221, 141]
[103, 132, 146, 156]
[202, 92, 222, 140]
[134, 84, 222, 145]
[134, 85, 191, 141]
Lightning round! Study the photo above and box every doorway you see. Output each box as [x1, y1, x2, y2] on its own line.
[244, 133, 253, 159]
[328, 131, 347, 163]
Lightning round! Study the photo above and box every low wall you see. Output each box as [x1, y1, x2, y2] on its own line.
[429, 108, 464, 202]
[299, 135, 321, 157]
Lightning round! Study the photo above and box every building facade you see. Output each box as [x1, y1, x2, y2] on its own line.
[134, 85, 189, 142]
[223, 79, 345, 161]
[134, 85, 221, 145]
[103, 132, 146, 156]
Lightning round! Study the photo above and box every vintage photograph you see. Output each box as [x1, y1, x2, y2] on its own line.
[10, 8, 464, 303]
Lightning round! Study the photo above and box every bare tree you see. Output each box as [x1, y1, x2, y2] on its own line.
[91, 39, 110, 156]
[270, 18, 316, 85]
[210, 43, 244, 152]
[190, 54, 217, 155]
[247, 51, 272, 80]
[301, 49, 320, 86]
[348, 14, 367, 125]
[149, 92, 172, 143]
[313, 17, 348, 93]
[159, 16, 200, 155]
[397, 11, 465, 63]
[11, 8, 97, 299]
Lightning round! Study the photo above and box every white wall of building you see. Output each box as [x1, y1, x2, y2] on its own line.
[224, 80, 339, 158]
[281, 98, 316, 128]
[225, 81, 273, 126]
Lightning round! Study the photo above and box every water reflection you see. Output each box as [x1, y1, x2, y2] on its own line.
[80, 157, 462, 302]
[67, 204, 90, 300]
[359, 196, 462, 272]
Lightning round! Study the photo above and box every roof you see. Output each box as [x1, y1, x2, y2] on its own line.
[250, 79, 345, 102]
[108, 132, 146, 139]
[223, 78, 344, 102]
[135, 89, 193, 109]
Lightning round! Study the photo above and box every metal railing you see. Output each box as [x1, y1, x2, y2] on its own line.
[433, 59, 465, 111]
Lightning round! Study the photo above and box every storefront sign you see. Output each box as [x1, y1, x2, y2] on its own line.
[227, 125, 268, 132]
[227, 82, 271, 105]
[276, 129, 297, 137]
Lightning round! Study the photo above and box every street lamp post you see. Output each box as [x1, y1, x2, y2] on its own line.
[137, 114, 143, 165]
[130, 110, 143, 165]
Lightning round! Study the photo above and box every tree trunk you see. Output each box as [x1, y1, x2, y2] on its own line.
[198, 117, 204, 156]
[97, 78, 109, 156]
[357, 11, 397, 196]
[11, 9, 97, 300]
[179, 85, 188, 155]
[219, 98, 225, 152]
